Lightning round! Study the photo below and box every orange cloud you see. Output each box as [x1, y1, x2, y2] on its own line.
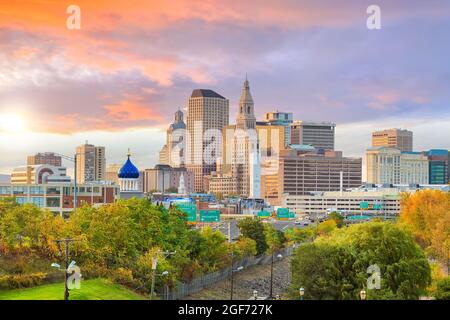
[104, 97, 162, 122]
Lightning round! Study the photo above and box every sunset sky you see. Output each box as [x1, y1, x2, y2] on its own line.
[0, 0, 449, 175]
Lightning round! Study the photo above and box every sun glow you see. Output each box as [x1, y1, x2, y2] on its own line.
[0, 113, 27, 133]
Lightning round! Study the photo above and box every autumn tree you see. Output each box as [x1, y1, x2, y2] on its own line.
[399, 190, 450, 265]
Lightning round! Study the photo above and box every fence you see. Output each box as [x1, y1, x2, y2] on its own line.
[163, 246, 294, 300]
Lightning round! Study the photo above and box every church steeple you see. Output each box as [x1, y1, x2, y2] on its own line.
[236, 75, 256, 129]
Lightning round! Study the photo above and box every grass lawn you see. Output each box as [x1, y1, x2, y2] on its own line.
[0, 278, 148, 300]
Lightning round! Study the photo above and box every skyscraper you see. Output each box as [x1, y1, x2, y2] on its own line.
[186, 89, 229, 192]
[166, 109, 186, 167]
[76, 142, 106, 183]
[262, 111, 293, 146]
[231, 77, 260, 198]
[290, 121, 336, 150]
[371, 128, 413, 152]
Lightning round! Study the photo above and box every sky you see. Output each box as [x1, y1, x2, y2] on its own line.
[0, 0, 449, 176]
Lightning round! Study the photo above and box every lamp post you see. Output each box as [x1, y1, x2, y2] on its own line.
[230, 263, 243, 300]
[53, 238, 79, 300]
[269, 253, 283, 299]
[360, 290, 367, 300]
[150, 250, 176, 299]
[299, 287, 305, 300]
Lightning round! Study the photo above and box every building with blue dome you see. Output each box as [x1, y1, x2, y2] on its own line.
[118, 150, 143, 198]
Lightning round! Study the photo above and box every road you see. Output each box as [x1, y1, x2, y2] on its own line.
[205, 219, 307, 241]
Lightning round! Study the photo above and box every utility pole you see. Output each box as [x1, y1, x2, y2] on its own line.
[55, 238, 79, 301]
[269, 251, 274, 299]
[230, 253, 234, 300]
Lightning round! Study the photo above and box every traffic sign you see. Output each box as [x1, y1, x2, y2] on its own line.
[175, 203, 197, 222]
[257, 210, 271, 218]
[199, 209, 220, 222]
[276, 208, 290, 219]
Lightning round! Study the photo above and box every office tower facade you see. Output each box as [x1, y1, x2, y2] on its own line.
[186, 89, 229, 192]
[423, 149, 449, 184]
[278, 147, 362, 198]
[262, 111, 293, 146]
[76, 142, 106, 184]
[371, 128, 413, 152]
[290, 121, 336, 150]
[232, 77, 260, 198]
[27, 152, 62, 167]
[159, 145, 169, 165]
[166, 109, 186, 167]
[366, 147, 428, 185]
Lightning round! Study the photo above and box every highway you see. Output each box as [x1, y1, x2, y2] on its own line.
[203, 218, 307, 242]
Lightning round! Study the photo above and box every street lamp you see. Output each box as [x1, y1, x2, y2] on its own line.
[150, 250, 176, 299]
[299, 287, 305, 300]
[253, 290, 258, 300]
[360, 290, 367, 300]
[269, 253, 283, 299]
[230, 265, 243, 300]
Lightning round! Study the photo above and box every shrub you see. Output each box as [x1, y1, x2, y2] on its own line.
[0, 272, 47, 289]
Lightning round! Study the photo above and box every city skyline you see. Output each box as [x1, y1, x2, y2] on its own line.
[1, 0, 450, 174]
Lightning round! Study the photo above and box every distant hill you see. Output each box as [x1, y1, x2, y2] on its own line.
[0, 174, 10, 183]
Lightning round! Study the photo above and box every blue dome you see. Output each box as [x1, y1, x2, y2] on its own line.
[118, 155, 140, 179]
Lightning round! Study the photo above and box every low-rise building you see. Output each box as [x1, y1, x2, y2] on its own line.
[0, 182, 119, 217]
[282, 184, 449, 216]
[11, 165, 71, 185]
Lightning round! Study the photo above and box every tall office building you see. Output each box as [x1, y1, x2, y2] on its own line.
[276, 146, 362, 201]
[290, 121, 336, 150]
[27, 152, 62, 167]
[423, 149, 449, 184]
[75, 142, 106, 184]
[262, 111, 293, 147]
[231, 77, 260, 198]
[372, 128, 413, 152]
[366, 147, 428, 185]
[165, 109, 186, 167]
[186, 89, 229, 192]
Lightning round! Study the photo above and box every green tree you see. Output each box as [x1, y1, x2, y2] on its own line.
[434, 277, 450, 300]
[290, 221, 432, 300]
[237, 218, 268, 255]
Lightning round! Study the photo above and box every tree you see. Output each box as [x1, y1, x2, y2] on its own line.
[237, 218, 268, 255]
[317, 219, 337, 236]
[327, 212, 344, 228]
[264, 224, 287, 252]
[434, 277, 450, 300]
[233, 237, 257, 258]
[290, 221, 431, 300]
[399, 190, 450, 265]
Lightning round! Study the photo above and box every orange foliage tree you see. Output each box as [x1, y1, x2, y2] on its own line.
[399, 190, 450, 265]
